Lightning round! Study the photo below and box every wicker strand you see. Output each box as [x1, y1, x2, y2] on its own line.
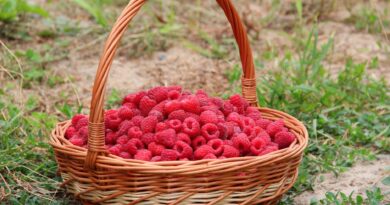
[241, 77, 258, 106]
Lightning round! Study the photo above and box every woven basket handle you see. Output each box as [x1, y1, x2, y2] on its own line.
[85, 0, 257, 169]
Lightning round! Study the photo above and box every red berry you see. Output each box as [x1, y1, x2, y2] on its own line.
[139, 96, 157, 116]
[168, 90, 181, 100]
[266, 120, 285, 137]
[79, 127, 88, 138]
[131, 116, 144, 127]
[274, 131, 295, 149]
[256, 119, 272, 129]
[75, 118, 88, 130]
[222, 145, 239, 158]
[207, 139, 224, 156]
[199, 110, 218, 125]
[201, 123, 220, 141]
[127, 126, 143, 139]
[229, 94, 248, 114]
[194, 145, 214, 160]
[123, 138, 144, 155]
[108, 144, 122, 155]
[148, 86, 168, 103]
[259, 143, 278, 156]
[155, 122, 168, 132]
[134, 149, 152, 161]
[148, 142, 165, 156]
[140, 133, 155, 146]
[65, 126, 76, 139]
[151, 100, 167, 114]
[140, 116, 158, 133]
[168, 110, 187, 121]
[192, 136, 206, 150]
[232, 133, 251, 154]
[221, 102, 235, 116]
[195, 89, 208, 97]
[250, 137, 267, 155]
[246, 110, 261, 121]
[71, 114, 86, 127]
[119, 152, 131, 159]
[105, 131, 117, 144]
[117, 120, 134, 136]
[224, 140, 233, 146]
[148, 110, 164, 122]
[177, 133, 191, 145]
[122, 93, 137, 105]
[182, 117, 201, 137]
[203, 153, 217, 159]
[226, 112, 242, 125]
[118, 106, 133, 120]
[155, 129, 177, 148]
[164, 100, 181, 114]
[151, 156, 162, 162]
[116, 135, 130, 145]
[105, 114, 121, 131]
[181, 96, 200, 114]
[69, 136, 85, 147]
[161, 149, 178, 161]
[174, 141, 193, 159]
[167, 119, 182, 132]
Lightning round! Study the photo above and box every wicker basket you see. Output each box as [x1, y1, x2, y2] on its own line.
[50, 0, 309, 204]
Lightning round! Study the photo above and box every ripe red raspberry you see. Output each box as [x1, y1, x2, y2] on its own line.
[148, 86, 168, 103]
[199, 110, 218, 125]
[181, 96, 201, 114]
[203, 153, 217, 159]
[151, 156, 162, 162]
[200, 105, 219, 113]
[148, 110, 164, 122]
[195, 89, 208, 97]
[250, 137, 267, 155]
[140, 116, 158, 133]
[118, 106, 133, 120]
[132, 108, 141, 116]
[123, 91, 146, 106]
[75, 117, 88, 130]
[194, 145, 214, 160]
[65, 126, 76, 139]
[241, 117, 255, 129]
[259, 143, 278, 156]
[256, 130, 271, 144]
[69, 136, 85, 147]
[201, 123, 220, 141]
[71, 114, 86, 127]
[224, 140, 233, 146]
[131, 116, 144, 127]
[182, 117, 200, 137]
[117, 120, 134, 136]
[266, 119, 285, 137]
[192, 136, 206, 150]
[105, 131, 117, 145]
[123, 138, 144, 155]
[222, 145, 239, 158]
[221, 101, 236, 116]
[210, 97, 224, 108]
[164, 100, 181, 114]
[127, 126, 143, 139]
[167, 119, 182, 132]
[151, 100, 167, 114]
[207, 139, 224, 156]
[140, 133, 155, 146]
[108, 144, 122, 155]
[232, 133, 251, 154]
[174, 141, 193, 159]
[139, 96, 157, 116]
[168, 90, 181, 100]
[134, 149, 152, 161]
[226, 112, 242, 125]
[123, 102, 136, 109]
[167, 85, 182, 92]
[229, 94, 248, 114]
[78, 127, 88, 138]
[168, 110, 186, 121]
[274, 131, 295, 149]
[198, 97, 210, 107]
[148, 142, 165, 156]
[105, 114, 121, 131]
[155, 129, 177, 148]
[177, 133, 191, 145]
[155, 122, 168, 132]
[161, 149, 178, 161]
[256, 119, 272, 129]
[122, 93, 137, 105]
[119, 152, 131, 159]
[246, 110, 262, 121]
[116, 135, 130, 145]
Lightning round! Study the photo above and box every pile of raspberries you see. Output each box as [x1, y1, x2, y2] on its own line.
[65, 86, 296, 161]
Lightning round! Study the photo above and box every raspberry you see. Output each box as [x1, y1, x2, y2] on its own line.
[256, 130, 271, 144]
[151, 100, 167, 114]
[123, 138, 144, 155]
[108, 144, 122, 155]
[229, 94, 248, 114]
[161, 149, 178, 161]
[127, 126, 143, 139]
[140, 133, 155, 146]
[69, 136, 85, 147]
[75, 117, 88, 130]
[274, 131, 295, 149]
[241, 117, 255, 129]
[181, 117, 200, 137]
[118, 106, 133, 120]
[131, 116, 144, 127]
[168, 110, 186, 121]
[167, 119, 182, 132]
[210, 97, 224, 108]
[148, 86, 168, 102]
[105, 114, 121, 131]
[155, 129, 177, 148]
[174, 141, 193, 159]
[122, 93, 136, 105]
[155, 122, 168, 132]
[119, 152, 131, 159]
[116, 135, 130, 145]
[200, 105, 219, 113]
[232, 133, 251, 154]
[259, 144, 278, 156]
[140, 116, 158, 133]
[195, 89, 208, 97]
[201, 123, 220, 141]
[207, 139, 224, 156]
[168, 90, 181, 100]
[79, 126, 88, 138]
[117, 120, 134, 136]
[148, 110, 164, 122]
[246, 110, 262, 121]
[65, 126, 76, 139]
[134, 149, 152, 161]
[226, 112, 242, 125]
[181, 96, 201, 114]
[224, 140, 233, 146]
[266, 120, 285, 137]
[151, 156, 162, 162]
[198, 97, 210, 107]
[256, 119, 272, 129]
[167, 85, 182, 92]
[192, 136, 206, 150]
[180, 158, 189, 161]
[105, 131, 117, 145]
[164, 100, 181, 114]
[139, 96, 157, 116]
[221, 101, 235, 116]
[194, 145, 214, 160]
[199, 110, 218, 125]
[71, 114, 86, 127]
[123, 91, 146, 106]
[250, 137, 267, 155]
[203, 153, 217, 159]
[148, 142, 165, 156]
[222, 145, 240, 158]
[132, 108, 141, 116]
[177, 133, 191, 145]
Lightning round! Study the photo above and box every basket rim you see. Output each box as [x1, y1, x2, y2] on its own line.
[50, 107, 308, 174]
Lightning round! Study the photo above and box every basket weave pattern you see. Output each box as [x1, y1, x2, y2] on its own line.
[50, 0, 309, 204]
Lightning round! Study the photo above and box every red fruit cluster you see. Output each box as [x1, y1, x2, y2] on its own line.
[66, 86, 296, 161]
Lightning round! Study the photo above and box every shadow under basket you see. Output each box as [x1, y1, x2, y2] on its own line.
[50, 0, 309, 204]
